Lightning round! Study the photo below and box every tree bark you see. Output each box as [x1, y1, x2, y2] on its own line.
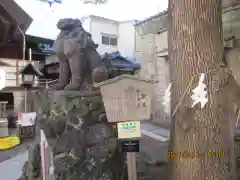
[168, 0, 236, 179]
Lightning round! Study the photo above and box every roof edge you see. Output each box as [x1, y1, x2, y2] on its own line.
[134, 10, 168, 26]
[16, 62, 43, 76]
[134, 3, 240, 27]
[89, 15, 119, 23]
[94, 74, 157, 88]
[85, 15, 139, 24]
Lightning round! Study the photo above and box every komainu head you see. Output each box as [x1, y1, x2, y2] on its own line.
[57, 18, 82, 30]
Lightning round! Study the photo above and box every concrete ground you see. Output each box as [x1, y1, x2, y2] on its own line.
[0, 151, 28, 180]
[0, 128, 40, 162]
[0, 137, 39, 163]
[140, 134, 169, 163]
[138, 135, 169, 180]
[0, 128, 40, 180]
[140, 120, 170, 162]
[0, 122, 170, 180]
[137, 121, 170, 180]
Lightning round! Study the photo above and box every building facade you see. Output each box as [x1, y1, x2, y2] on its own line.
[0, 0, 54, 113]
[134, 1, 240, 127]
[0, 0, 32, 113]
[81, 15, 138, 60]
[134, 11, 169, 127]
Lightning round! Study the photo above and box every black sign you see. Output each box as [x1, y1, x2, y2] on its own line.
[121, 140, 139, 152]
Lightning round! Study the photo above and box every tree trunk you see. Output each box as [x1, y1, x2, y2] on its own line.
[168, 0, 236, 179]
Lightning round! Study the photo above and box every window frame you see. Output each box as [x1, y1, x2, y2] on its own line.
[101, 33, 118, 46]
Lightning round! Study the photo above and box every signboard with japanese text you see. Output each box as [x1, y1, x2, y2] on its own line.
[121, 140, 140, 152]
[96, 75, 154, 123]
[117, 121, 141, 139]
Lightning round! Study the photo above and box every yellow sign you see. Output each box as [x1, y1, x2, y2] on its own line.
[117, 121, 141, 139]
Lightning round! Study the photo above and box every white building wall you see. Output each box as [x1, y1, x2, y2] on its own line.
[136, 33, 156, 80]
[81, 16, 137, 59]
[3, 65, 24, 112]
[135, 31, 143, 63]
[155, 31, 168, 54]
[81, 17, 91, 32]
[90, 18, 118, 55]
[0, 59, 40, 112]
[118, 21, 136, 59]
[0, 59, 28, 86]
[135, 30, 170, 127]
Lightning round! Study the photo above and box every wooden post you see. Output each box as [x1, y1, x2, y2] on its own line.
[127, 152, 137, 180]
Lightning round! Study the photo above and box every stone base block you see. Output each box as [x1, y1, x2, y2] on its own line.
[0, 119, 8, 137]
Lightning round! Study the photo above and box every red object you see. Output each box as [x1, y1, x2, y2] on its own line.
[43, 141, 47, 180]
[18, 112, 22, 122]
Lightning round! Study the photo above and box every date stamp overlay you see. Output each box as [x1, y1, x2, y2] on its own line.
[168, 151, 225, 159]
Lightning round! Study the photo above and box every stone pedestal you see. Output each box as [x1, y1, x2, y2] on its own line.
[0, 119, 8, 137]
[19, 90, 127, 180]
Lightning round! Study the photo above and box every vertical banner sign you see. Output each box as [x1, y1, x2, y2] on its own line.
[40, 130, 55, 180]
[40, 130, 47, 180]
[0, 69, 6, 90]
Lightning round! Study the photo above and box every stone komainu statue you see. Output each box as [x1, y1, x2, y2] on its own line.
[52, 18, 109, 90]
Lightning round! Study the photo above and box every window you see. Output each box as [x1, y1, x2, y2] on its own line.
[102, 36, 109, 45]
[101, 34, 118, 46]
[110, 37, 117, 46]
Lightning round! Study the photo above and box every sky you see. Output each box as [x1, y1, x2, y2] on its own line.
[14, 0, 168, 39]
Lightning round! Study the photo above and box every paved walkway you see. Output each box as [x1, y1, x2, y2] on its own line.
[140, 121, 170, 163]
[0, 151, 28, 180]
[141, 122, 170, 142]
[0, 122, 170, 180]
[0, 129, 40, 180]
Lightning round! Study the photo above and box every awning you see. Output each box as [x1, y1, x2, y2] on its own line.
[0, 0, 32, 32]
